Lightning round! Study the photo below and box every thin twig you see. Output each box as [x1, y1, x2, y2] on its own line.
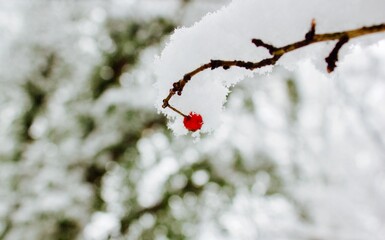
[325, 35, 350, 72]
[162, 21, 385, 115]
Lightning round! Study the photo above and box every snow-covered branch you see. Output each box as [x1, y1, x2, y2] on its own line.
[162, 22, 385, 118]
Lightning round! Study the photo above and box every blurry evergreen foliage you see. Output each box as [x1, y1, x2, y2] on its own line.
[90, 18, 175, 99]
[2, 1, 384, 239]
[286, 78, 300, 121]
[54, 218, 81, 240]
[82, 17, 177, 237]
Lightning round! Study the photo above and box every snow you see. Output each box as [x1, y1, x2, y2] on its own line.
[155, 0, 385, 135]
[1, 0, 385, 239]
[83, 212, 120, 240]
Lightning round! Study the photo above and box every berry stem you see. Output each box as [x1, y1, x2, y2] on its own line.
[167, 103, 188, 118]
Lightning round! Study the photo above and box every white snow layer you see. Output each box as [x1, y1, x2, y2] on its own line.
[155, 0, 385, 135]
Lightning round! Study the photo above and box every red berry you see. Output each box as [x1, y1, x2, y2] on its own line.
[183, 112, 203, 131]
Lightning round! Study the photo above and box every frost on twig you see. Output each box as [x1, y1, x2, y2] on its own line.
[162, 21, 385, 117]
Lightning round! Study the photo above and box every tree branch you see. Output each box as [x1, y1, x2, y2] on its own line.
[162, 21, 385, 116]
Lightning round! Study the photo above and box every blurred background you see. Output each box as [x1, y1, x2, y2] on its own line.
[1, 1, 385, 239]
